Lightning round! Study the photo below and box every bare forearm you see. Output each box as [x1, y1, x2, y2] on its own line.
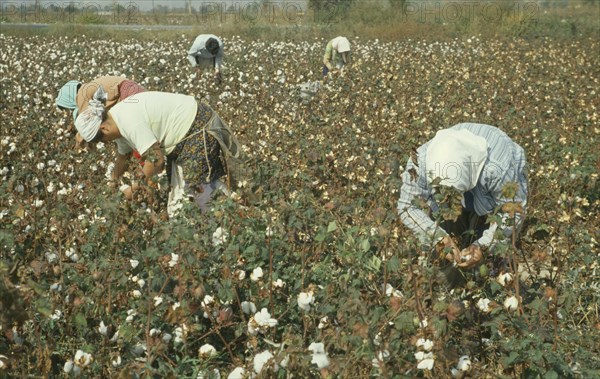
[141, 145, 165, 181]
[112, 153, 131, 180]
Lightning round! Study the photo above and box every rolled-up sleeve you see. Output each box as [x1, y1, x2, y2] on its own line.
[397, 158, 447, 246]
[323, 41, 334, 69]
[476, 145, 528, 248]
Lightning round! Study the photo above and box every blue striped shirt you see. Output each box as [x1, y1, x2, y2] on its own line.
[397, 123, 528, 248]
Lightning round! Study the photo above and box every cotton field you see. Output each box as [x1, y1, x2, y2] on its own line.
[0, 32, 599, 377]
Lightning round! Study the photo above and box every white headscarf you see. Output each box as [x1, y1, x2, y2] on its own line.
[425, 128, 488, 192]
[75, 86, 107, 142]
[332, 37, 351, 53]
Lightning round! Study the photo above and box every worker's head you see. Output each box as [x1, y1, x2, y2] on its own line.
[75, 86, 109, 143]
[206, 38, 220, 56]
[425, 129, 488, 193]
[336, 37, 351, 54]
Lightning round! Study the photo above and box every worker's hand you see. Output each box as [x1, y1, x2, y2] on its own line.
[437, 235, 461, 263]
[456, 244, 484, 269]
[120, 184, 133, 201]
[74, 132, 86, 149]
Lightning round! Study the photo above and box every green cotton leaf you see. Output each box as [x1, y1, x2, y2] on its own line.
[327, 221, 338, 233]
[367, 256, 381, 272]
[490, 280, 502, 295]
[314, 232, 327, 242]
[74, 313, 87, 330]
[543, 370, 559, 379]
[119, 324, 138, 342]
[360, 238, 370, 252]
[502, 351, 519, 367]
[385, 256, 400, 273]
[394, 311, 416, 334]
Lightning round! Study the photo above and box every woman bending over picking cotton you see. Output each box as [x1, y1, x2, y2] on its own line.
[397, 123, 528, 272]
[75, 88, 239, 216]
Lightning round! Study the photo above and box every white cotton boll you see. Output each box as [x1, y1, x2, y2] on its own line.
[36, 162, 45, 170]
[199, 344, 217, 357]
[235, 269, 246, 281]
[496, 272, 513, 287]
[308, 342, 330, 369]
[254, 308, 278, 328]
[476, 298, 491, 313]
[417, 358, 435, 370]
[456, 355, 471, 371]
[250, 267, 264, 281]
[98, 321, 108, 336]
[212, 227, 228, 247]
[168, 253, 179, 267]
[241, 301, 257, 314]
[34, 200, 44, 208]
[132, 290, 142, 298]
[162, 333, 172, 343]
[45, 251, 58, 263]
[50, 310, 62, 320]
[130, 259, 139, 269]
[415, 351, 433, 361]
[74, 350, 93, 366]
[272, 279, 285, 288]
[416, 338, 434, 351]
[202, 295, 214, 308]
[504, 296, 519, 311]
[137, 279, 145, 288]
[253, 350, 274, 374]
[154, 296, 163, 307]
[385, 283, 403, 298]
[111, 356, 122, 367]
[297, 291, 314, 311]
[63, 360, 74, 373]
[372, 350, 390, 368]
[318, 316, 329, 329]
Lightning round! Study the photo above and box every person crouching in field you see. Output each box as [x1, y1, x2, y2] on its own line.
[187, 34, 224, 85]
[397, 123, 528, 281]
[55, 75, 146, 151]
[323, 36, 351, 80]
[75, 88, 241, 217]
